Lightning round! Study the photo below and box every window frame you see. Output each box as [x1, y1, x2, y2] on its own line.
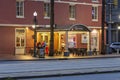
[44, 2, 50, 19]
[16, 0, 24, 18]
[15, 28, 26, 48]
[69, 4, 76, 20]
[92, 5, 98, 21]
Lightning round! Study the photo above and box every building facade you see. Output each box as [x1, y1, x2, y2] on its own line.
[106, 0, 119, 53]
[0, 0, 105, 55]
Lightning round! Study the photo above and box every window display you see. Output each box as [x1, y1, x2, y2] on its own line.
[81, 33, 88, 43]
[68, 34, 76, 48]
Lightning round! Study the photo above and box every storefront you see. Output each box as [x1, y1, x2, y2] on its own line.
[34, 24, 91, 56]
[12, 24, 101, 56]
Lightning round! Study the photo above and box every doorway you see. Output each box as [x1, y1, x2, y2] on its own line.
[15, 28, 26, 54]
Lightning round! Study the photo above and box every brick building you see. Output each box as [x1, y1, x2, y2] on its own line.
[0, 0, 105, 55]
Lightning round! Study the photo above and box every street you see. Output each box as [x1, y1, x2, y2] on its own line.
[1, 57, 120, 79]
[19, 72, 120, 80]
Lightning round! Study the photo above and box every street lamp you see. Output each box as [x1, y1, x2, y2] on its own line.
[33, 11, 37, 57]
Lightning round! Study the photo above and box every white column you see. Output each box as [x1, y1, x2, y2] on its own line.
[65, 31, 68, 52]
[87, 32, 90, 51]
[58, 33, 61, 50]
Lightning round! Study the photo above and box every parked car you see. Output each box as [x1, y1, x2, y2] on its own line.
[110, 42, 120, 52]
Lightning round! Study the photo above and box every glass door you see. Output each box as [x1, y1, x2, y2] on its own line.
[15, 28, 26, 54]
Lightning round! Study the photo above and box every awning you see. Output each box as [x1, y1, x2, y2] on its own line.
[36, 24, 91, 32]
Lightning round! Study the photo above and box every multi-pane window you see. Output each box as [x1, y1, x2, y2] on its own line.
[16, 0, 24, 18]
[44, 3, 50, 18]
[69, 5, 76, 20]
[92, 6, 98, 21]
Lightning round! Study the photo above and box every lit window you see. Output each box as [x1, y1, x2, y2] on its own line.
[16, 0, 24, 18]
[69, 5, 76, 20]
[44, 3, 50, 19]
[15, 28, 25, 47]
[92, 6, 98, 21]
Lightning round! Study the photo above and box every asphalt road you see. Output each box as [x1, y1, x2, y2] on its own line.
[19, 72, 120, 80]
[1, 58, 120, 78]
[0, 58, 120, 73]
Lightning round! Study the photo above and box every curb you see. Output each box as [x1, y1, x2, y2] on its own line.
[0, 55, 120, 61]
[1, 67, 120, 79]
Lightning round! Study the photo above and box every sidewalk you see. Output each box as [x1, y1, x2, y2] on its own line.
[0, 53, 120, 61]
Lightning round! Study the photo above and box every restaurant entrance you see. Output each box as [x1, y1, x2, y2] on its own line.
[36, 24, 91, 56]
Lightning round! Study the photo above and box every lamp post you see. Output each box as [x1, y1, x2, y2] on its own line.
[33, 11, 37, 57]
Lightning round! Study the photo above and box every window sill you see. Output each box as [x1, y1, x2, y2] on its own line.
[16, 16, 24, 18]
[44, 17, 50, 19]
[92, 19, 98, 22]
[69, 18, 76, 21]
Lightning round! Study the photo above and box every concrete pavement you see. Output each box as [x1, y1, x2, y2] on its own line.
[1, 56, 120, 79]
[0, 53, 120, 61]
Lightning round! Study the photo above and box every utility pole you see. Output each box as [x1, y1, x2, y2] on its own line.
[101, 0, 105, 55]
[49, 0, 54, 56]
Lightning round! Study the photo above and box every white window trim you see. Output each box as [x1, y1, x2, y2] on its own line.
[92, 0, 99, 3]
[44, 17, 50, 19]
[15, 28, 26, 48]
[44, 2, 50, 19]
[92, 5, 98, 22]
[16, 0, 24, 18]
[69, 4, 76, 20]
[69, 18, 76, 21]
[16, 16, 24, 18]
[92, 19, 98, 22]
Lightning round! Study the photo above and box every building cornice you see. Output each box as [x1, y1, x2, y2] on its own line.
[30, 0, 102, 6]
[0, 24, 107, 29]
[88, 26, 107, 29]
[0, 24, 32, 27]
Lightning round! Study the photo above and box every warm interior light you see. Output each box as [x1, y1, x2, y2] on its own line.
[26, 27, 28, 30]
[119, 15, 120, 19]
[118, 26, 120, 29]
[32, 25, 35, 29]
[91, 29, 97, 34]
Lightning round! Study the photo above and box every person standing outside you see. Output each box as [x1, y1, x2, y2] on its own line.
[45, 44, 49, 56]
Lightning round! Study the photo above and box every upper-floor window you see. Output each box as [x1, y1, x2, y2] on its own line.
[16, 0, 24, 18]
[69, 4, 76, 20]
[44, 3, 50, 19]
[92, 6, 98, 21]
[92, 0, 99, 2]
[113, 0, 118, 8]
